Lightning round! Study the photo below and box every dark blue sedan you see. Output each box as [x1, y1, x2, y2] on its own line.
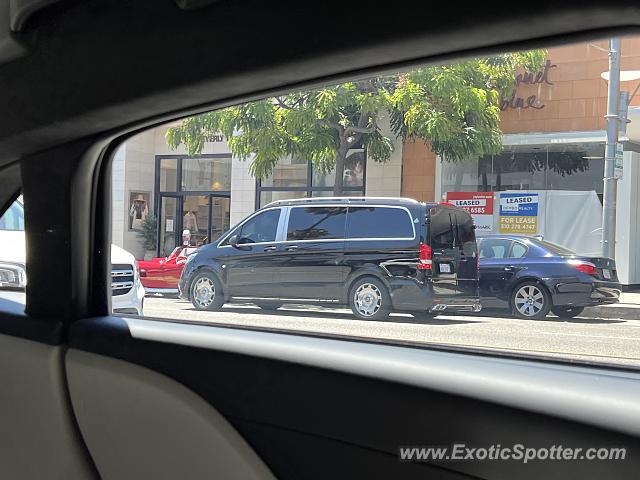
[478, 235, 621, 319]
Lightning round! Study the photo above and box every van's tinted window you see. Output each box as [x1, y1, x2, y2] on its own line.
[456, 213, 476, 256]
[287, 207, 347, 240]
[429, 208, 455, 249]
[346, 207, 413, 239]
[238, 208, 280, 244]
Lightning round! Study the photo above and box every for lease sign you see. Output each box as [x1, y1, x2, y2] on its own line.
[499, 193, 539, 234]
[446, 192, 494, 232]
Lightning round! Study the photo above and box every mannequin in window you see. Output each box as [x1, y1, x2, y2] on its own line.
[129, 194, 148, 230]
[183, 210, 198, 234]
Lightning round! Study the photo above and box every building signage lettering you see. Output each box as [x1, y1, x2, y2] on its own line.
[206, 134, 225, 142]
[499, 59, 556, 111]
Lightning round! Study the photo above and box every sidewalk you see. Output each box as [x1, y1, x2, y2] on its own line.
[583, 292, 640, 319]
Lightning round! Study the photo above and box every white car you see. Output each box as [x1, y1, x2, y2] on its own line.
[0, 199, 144, 315]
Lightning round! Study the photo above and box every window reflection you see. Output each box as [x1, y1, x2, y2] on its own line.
[442, 143, 605, 198]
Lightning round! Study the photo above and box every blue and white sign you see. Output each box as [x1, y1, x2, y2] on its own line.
[499, 193, 539, 216]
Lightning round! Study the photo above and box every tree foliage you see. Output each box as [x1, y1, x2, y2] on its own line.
[166, 50, 546, 194]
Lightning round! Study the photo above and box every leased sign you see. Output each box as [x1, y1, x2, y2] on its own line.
[446, 192, 494, 233]
[499, 193, 539, 234]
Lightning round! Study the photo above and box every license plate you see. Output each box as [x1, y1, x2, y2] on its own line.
[602, 269, 612, 280]
[439, 264, 452, 273]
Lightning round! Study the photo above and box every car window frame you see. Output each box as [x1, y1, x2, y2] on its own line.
[508, 240, 529, 259]
[478, 238, 513, 259]
[345, 205, 416, 241]
[217, 207, 284, 247]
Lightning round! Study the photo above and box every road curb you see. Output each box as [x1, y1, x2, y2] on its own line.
[582, 305, 640, 320]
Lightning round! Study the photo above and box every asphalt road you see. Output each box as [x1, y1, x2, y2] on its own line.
[143, 296, 640, 367]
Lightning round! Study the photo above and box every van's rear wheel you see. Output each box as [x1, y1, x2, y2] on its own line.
[349, 277, 391, 321]
[190, 271, 224, 311]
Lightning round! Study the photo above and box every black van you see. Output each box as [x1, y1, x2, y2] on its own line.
[179, 197, 481, 320]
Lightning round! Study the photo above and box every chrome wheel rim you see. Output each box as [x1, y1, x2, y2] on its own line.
[354, 283, 382, 317]
[193, 277, 215, 308]
[514, 285, 544, 317]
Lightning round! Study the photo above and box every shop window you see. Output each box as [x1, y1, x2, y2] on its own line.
[182, 157, 231, 192]
[441, 142, 605, 195]
[259, 190, 307, 207]
[257, 150, 366, 208]
[159, 158, 178, 192]
[312, 150, 365, 188]
[260, 158, 308, 188]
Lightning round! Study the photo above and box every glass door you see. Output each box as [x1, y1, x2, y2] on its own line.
[210, 196, 230, 242]
[182, 195, 211, 246]
[159, 196, 179, 257]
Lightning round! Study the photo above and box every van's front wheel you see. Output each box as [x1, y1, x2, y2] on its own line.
[349, 277, 391, 321]
[190, 271, 224, 311]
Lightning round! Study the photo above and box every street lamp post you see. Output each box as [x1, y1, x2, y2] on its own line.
[601, 38, 621, 260]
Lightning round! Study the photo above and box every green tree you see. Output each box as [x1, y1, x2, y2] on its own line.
[166, 51, 545, 195]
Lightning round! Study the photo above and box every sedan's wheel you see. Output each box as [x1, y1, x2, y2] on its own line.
[511, 282, 551, 320]
[349, 277, 390, 321]
[190, 272, 224, 311]
[551, 306, 585, 319]
[256, 301, 283, 310]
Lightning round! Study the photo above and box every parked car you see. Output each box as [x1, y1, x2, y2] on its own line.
[178, 197, 481, 320]
[478, 235, 621, 319]
[138, 246, 197, 295]
[0, 199, 145, 315]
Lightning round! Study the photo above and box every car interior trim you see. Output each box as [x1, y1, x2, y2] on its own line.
[122, 316, 640, 438]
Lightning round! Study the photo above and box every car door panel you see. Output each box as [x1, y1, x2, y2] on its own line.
[479, 239, 526, 308]
[428, 207, 458, 299]
[270, 206, 348, 301]
[224, 245, 281, 298]
[66, 348, 275, 480]
[223, 208, 283, 298]
[67, 316, 640, 480]
[274, 241, 346, 301]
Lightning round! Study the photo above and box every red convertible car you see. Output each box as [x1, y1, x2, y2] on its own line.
[138, 246, 197, 295]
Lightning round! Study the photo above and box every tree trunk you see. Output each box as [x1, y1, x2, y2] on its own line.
[333, 143, 349, 196]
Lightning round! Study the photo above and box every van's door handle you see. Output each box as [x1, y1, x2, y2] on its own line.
[504, 265, 515, 272]
[285, 245, 298, 251]
[263, 245, 277, 252]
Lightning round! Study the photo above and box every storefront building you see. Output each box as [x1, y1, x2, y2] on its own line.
[112, 37, 640, 286]
[401, 37, 640, 286]
[112, 118, 403, 259]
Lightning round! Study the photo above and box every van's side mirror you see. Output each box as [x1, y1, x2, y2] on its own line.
[228, 234, 250, 250]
